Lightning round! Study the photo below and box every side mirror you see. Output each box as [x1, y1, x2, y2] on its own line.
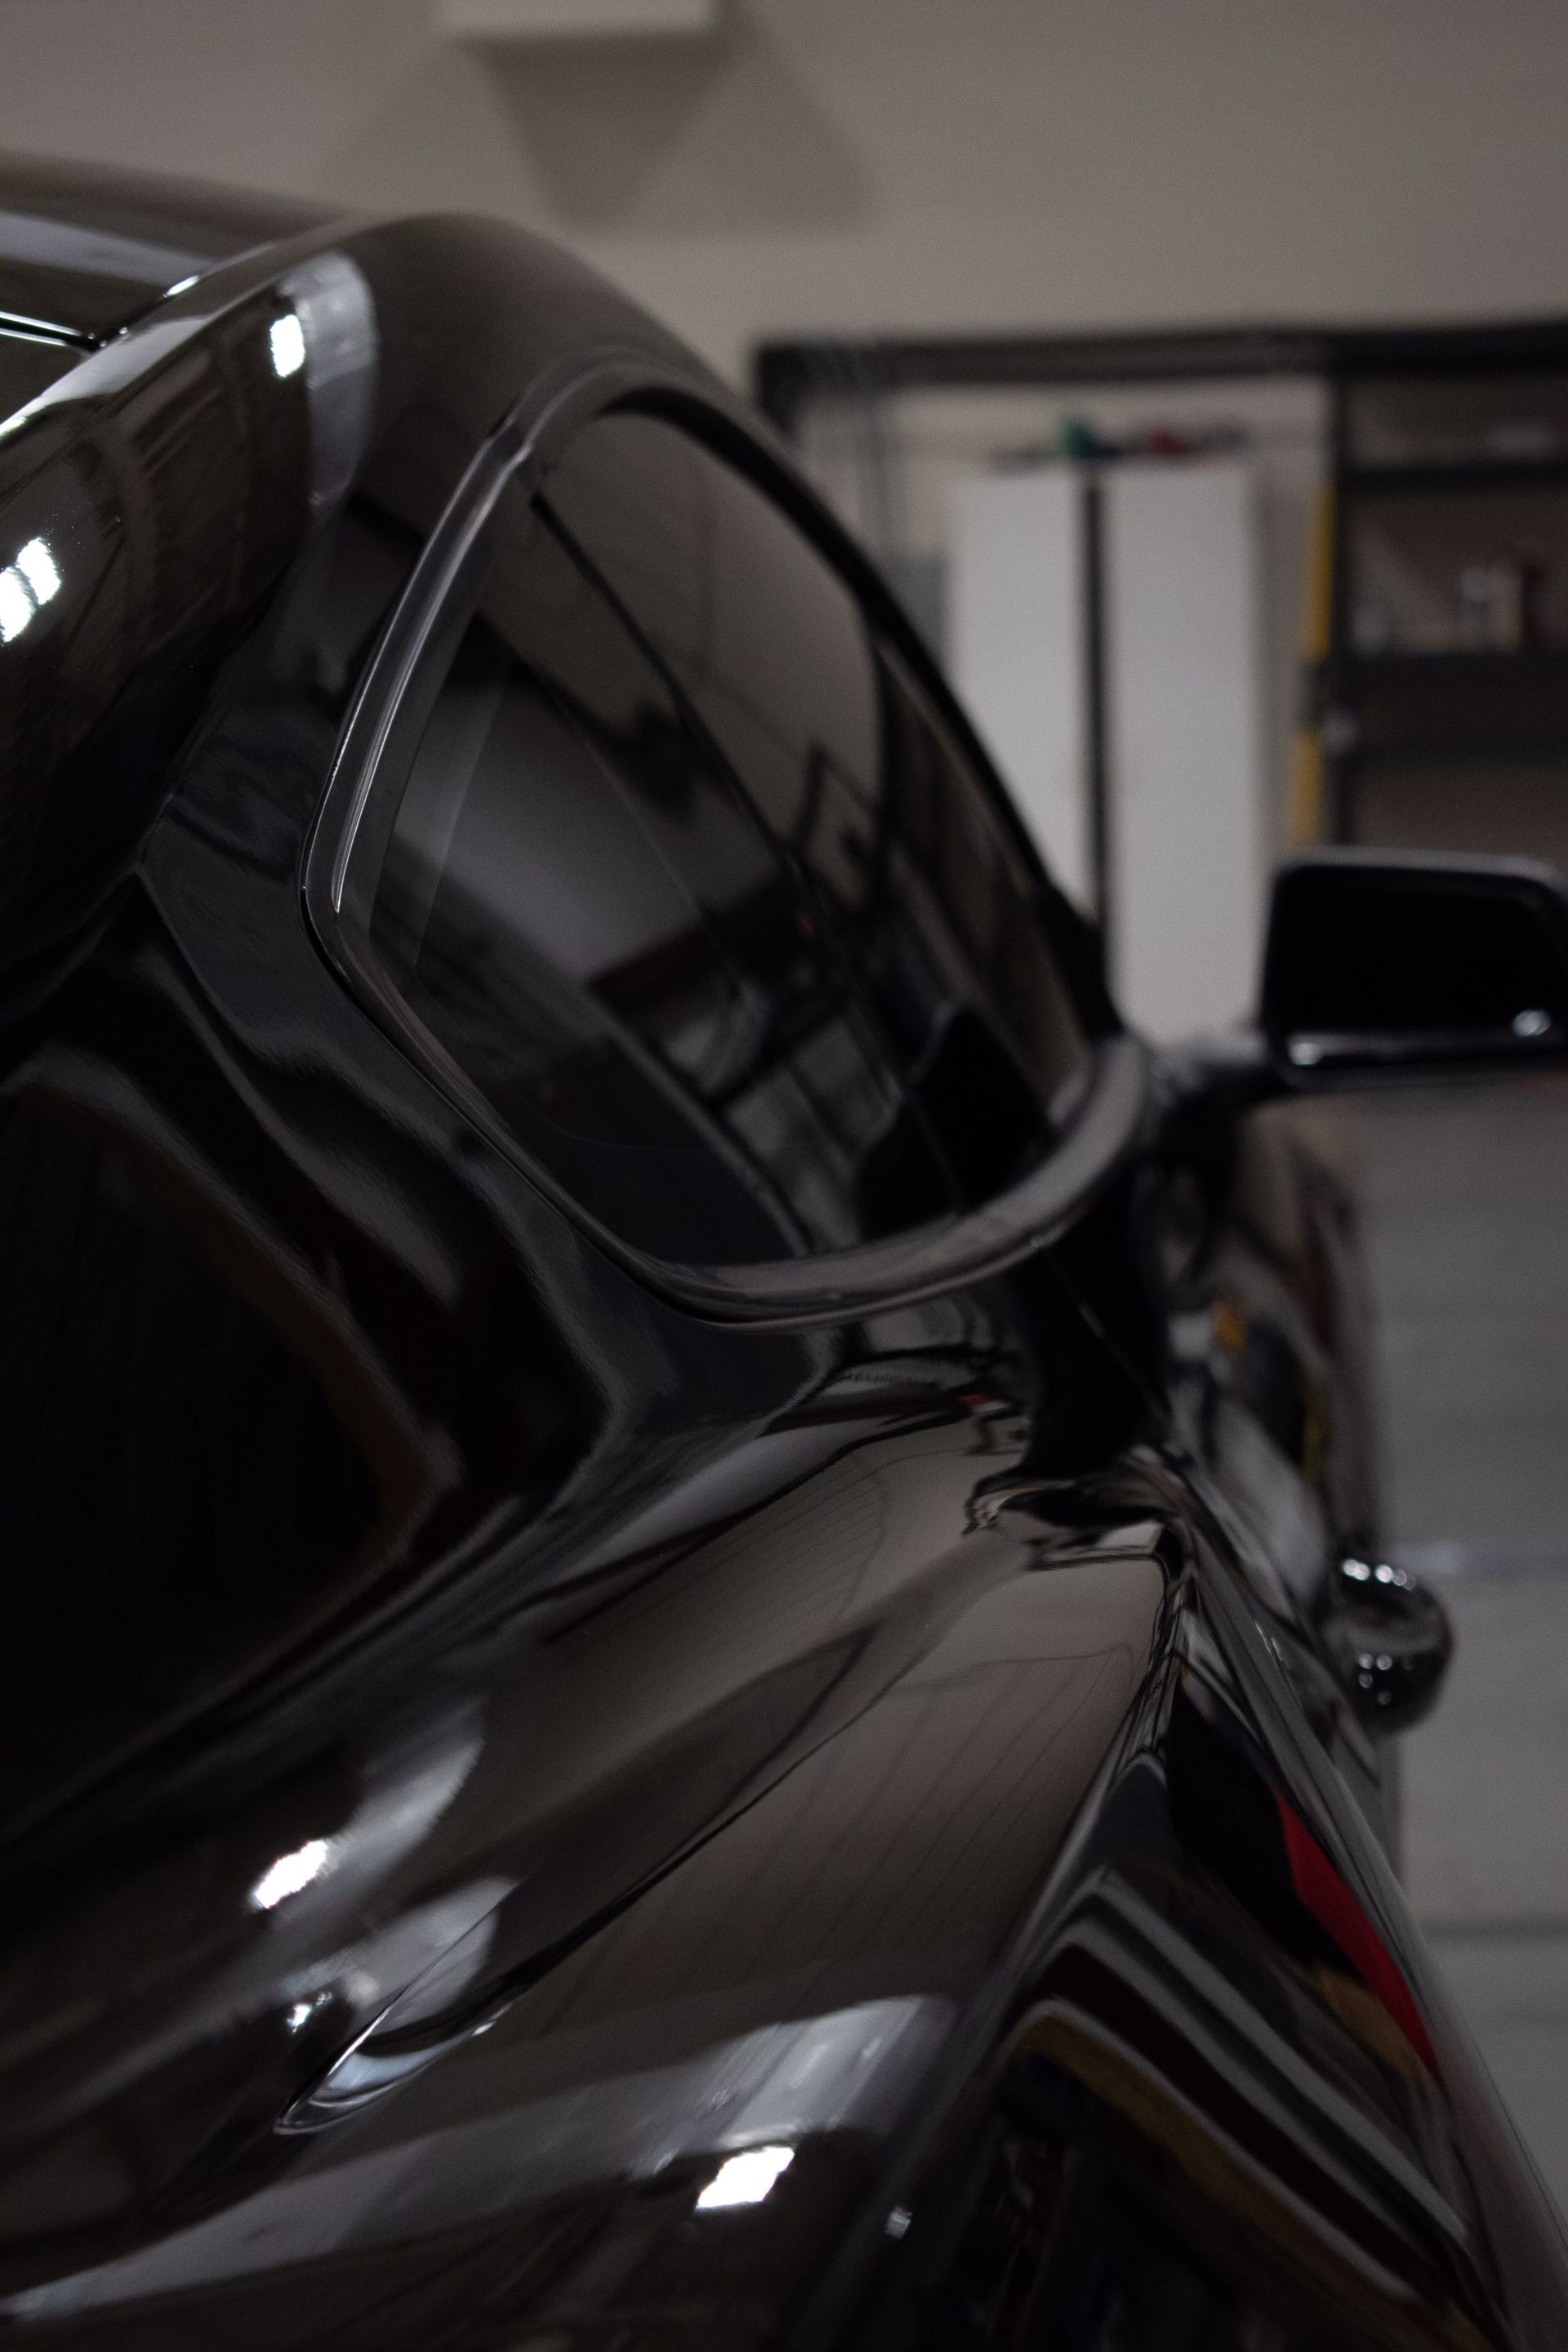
[1261, 849, 1568, 1077]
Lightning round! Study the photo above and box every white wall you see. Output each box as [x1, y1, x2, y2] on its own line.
[2, 0, 1568, 385]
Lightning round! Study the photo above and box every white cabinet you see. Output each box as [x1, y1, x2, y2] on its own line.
[1104, 459, 1265, 1040]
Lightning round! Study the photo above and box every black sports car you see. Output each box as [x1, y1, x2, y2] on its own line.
[0, 157, 1566, 2351]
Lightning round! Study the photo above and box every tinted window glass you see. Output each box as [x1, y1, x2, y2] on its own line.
[543, 410, 1088, 1205]
[366, 483, 950, 1264]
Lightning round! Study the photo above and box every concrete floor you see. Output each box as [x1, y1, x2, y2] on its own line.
[1287, 1075, 1568, 2213]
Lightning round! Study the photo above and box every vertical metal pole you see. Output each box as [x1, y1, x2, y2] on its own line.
[1081, 466, 1114, 956]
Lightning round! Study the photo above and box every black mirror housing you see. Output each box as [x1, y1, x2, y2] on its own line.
[1262, 849, 1568, 1077]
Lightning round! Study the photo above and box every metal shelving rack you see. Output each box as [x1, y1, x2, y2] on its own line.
[1312, 350, 1568, 849]
[755, 314, 1568, 862]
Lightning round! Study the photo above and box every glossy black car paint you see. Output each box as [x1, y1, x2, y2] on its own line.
[0, 165, 1561, 2352]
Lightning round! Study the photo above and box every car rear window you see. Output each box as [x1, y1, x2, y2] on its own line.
[367, 481, 935, 1264]
[345, 404, 1091, 1272]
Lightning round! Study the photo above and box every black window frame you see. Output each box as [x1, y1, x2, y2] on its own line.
[303, 354, 1146, 1327]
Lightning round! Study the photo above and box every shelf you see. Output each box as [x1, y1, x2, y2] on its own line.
[1343, 459, 1568, 495]
[1316, 360, 1568, 853]
[1337, 738, 1568, 767]
[1334, 648, 1568, 676]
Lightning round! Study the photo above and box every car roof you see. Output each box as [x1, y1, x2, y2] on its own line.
[0, 152, 330, 345]
[0, 176, 727, 1029]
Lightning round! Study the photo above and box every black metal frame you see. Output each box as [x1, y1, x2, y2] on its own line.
[754, 316, 1568, 438]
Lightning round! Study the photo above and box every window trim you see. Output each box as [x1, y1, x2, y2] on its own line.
[303, 350, 1147, 1328]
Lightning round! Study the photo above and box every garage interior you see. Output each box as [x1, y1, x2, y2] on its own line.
[4, 0, 1568, 2223]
